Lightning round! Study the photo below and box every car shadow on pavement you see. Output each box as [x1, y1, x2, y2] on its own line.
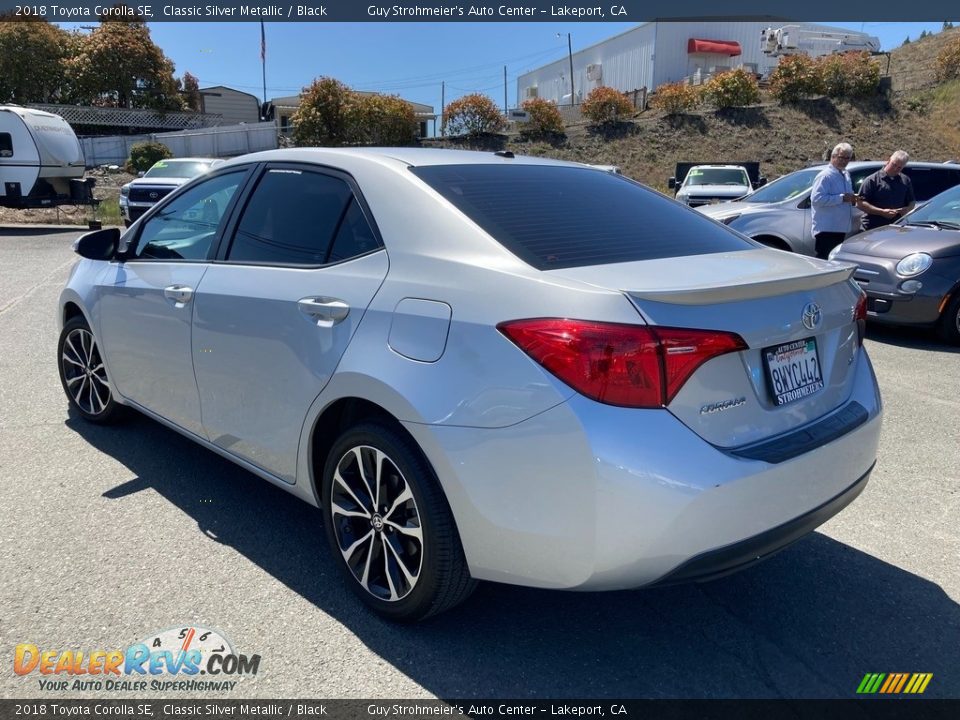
[68, 411, 960, 699]
[866, 324, 960, 353]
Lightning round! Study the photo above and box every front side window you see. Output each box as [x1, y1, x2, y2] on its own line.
[134, 171, 243, 261]
[227, 168, 377, 266]
[412, 164, 753, 270]
[0, 132, 12, 157]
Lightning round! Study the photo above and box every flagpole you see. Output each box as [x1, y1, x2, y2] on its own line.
[260, 21, 267, 111]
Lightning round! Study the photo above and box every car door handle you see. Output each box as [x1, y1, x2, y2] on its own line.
[298, 297, 350, 327]
[164, 285, 194, 305]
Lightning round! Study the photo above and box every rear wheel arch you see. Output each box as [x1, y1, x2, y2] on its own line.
[309, 397, 414, 501]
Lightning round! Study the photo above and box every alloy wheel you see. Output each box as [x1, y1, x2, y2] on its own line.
[61, 328, 112, 416]
[329, 445, 424, 602]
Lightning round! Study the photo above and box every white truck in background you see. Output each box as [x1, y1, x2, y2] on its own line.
[671, 164, 754, 207]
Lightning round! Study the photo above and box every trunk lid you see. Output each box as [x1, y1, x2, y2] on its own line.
[548, 248, 864, 448]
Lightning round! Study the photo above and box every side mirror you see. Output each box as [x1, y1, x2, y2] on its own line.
[73, 228, 120, 261]
[137, 171, 145, 178]
[668, 177, 677, 189]
[797, 196, 812, 210]
[756, 176, 767, 188]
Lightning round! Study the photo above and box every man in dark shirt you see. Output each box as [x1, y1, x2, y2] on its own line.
[857, 150, 915, 232]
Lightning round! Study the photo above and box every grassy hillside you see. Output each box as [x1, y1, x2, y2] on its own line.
[427, 27, 960, 193]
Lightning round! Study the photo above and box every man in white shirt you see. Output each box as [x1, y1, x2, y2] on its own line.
[810, 142, 858, 259]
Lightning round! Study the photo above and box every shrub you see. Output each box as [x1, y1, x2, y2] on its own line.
[769, 54, 825, 103]
[292, 77, 353, 146]
[818, 52, 881, 98]
[935, 36, 960, 82]
[126, 141, 171, 173]
[701, 69, 761, 108]
[347, 93, 417, 146]
[650, 82, 701, 114]
[442, 93, 505, 136]
[581, 86, 635, 123]
[520, 97, 565, 136]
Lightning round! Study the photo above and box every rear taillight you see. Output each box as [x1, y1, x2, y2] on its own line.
[497, 319, 747, 408]
[855, 292, 867, 346]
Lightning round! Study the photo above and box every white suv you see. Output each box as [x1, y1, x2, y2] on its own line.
[119, 157, 223, 226]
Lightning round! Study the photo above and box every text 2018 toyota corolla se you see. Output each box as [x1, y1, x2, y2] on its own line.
[58, 148, 882, 621]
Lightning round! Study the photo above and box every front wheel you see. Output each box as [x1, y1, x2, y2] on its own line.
[321, 421, 475, 621]
[937, 294, 960, 345]
[57, 316, 122, 423]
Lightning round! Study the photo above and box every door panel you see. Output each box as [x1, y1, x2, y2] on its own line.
[191, 164, 388, 483]
[98, 263, 209, 436]
[191, 253, 388, 482]
[95, 170, 247, 436]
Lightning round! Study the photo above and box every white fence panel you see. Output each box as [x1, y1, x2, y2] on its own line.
[81, 123, 278, 167]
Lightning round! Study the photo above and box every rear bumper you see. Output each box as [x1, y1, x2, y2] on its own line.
[406, 348, 882, 590]
[652, 462, 872, 585]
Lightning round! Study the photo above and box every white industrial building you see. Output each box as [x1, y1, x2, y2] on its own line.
[517, 22, 879, 105]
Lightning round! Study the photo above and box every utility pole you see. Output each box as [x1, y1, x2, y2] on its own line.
[441, 81, 445, 137]
[567, 33, 575, 106]
[504, 66, 508, 114]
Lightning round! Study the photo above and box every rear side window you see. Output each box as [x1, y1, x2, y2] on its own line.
[411, 165, 753, 270]
[904, 167, 960, 201]
[0, 132, 12, 157]
[227, 168, 378, 265]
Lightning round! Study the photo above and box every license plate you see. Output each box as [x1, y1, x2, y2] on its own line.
[763, 338, 824, 406]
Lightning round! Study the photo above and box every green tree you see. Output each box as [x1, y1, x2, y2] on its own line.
[519, 97, 565, 136]
[68, 20, 183, 109]
[347, 93, 417, 146]
[442, 94, 505, 136]
[903, 36, 911, 46]
[291, 77, 353, 146]
[701, 69, 761, 108]
[581, 86, 635, 124]
[0, 19, 75, 103]
[181, 71, 201, 111]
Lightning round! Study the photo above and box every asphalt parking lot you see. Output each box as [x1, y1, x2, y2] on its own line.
[1, 227, 958, 700]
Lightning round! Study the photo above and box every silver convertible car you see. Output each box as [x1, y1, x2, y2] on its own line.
[58, 148, 882, 621]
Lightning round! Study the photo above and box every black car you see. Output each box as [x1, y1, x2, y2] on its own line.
[831, 184, 960, 343]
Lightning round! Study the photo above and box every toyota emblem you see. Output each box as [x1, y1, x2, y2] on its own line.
[802, 302, 822, 331]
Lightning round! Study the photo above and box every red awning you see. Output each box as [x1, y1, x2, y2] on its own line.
[687, 39, 742, 57]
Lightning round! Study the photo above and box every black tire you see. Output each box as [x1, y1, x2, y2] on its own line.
[57, 316, 123, 424]
[321, 421, 475, 621]
[937, 294, 960, 345]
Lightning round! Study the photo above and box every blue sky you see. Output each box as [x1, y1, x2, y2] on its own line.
[62, 21, 950, 123]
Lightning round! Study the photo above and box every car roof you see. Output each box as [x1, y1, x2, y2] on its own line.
[217, 147, 581, 171]
[153, 157, 220, 163]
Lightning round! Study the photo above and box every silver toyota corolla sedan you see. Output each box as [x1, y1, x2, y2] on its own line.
[58, 148, 882, 621]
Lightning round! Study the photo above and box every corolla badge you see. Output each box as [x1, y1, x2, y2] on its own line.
[802, 302, 822, 331]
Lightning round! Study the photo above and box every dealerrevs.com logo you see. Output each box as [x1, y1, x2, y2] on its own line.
[14, 626, 260, 692]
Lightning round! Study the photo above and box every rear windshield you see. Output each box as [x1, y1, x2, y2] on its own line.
[410, 164, 753, 270]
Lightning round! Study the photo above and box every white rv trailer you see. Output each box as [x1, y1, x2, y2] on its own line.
[0, 105, 87, 208]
